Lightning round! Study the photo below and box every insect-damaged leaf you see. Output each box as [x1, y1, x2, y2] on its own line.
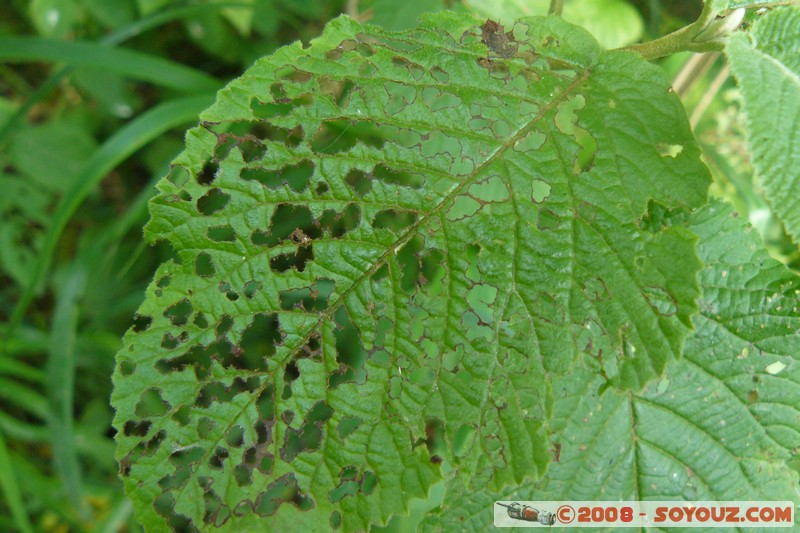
[420, 201, 800, 530]
[112, 13, 709, 531]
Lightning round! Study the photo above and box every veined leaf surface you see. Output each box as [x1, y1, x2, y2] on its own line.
[728, 6, 800, 242]
[421, 201, 800, 530]
[112, 13, 710, 530]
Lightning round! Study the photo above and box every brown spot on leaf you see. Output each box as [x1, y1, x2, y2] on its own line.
[480, 19, 518, 58]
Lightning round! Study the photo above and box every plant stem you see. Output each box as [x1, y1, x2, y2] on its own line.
[622, 2, 735, 60]
[625, 25, 725, 60]
[345, 0, 359, 19]
[548, 0, 564, 16]
[673, 52, 719, 97]
[690, 61, 730, 129]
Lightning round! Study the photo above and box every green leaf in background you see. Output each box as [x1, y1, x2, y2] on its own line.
[727, 6, 800, 243]
[83, 0, 137, 29]
[0, 173, 52, 287]
[421, 200, 800, 529]
[0, 121, 96, 286]
[0, 37, 222, 93]
[362, 0, 455, 31]
[29, 0, 82, 38]
[136, 0, 173, 16]
[463, 0, 645, 48]
[10, 121, 98, 192]
[252, 0, 280, 37]
[563, 0, 644, 49]
[112, 12, 711, 530]
[213, 0, 256, 36]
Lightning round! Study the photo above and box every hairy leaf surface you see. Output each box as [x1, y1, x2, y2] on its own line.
[728, 6, 800, 242]
[112, 13, 710, 530]
[421, 201, 800, 530]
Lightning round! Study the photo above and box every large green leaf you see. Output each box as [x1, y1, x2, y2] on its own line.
[112, 13, 709, 530]
[727, 6, 800, 242]
[421, 201, 800, 530]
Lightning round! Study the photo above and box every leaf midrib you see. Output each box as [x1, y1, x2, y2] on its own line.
[165, 44, 595, 519]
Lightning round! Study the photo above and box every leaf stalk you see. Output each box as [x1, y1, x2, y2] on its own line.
[623, 6, 745, 60]
[548, 0, 564, 16]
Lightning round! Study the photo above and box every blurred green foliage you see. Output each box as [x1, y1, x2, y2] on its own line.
[0, 0, 796, 531]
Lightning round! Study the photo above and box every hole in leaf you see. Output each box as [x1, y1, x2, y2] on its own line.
[196, 253, 215, 277]
[135, 388, 171, 417]
[554, 95, 596, 174]
[531, 179, 551, 203]
[270, 246, 313, 273]
[208, 225, 236, 242]
[203, 485, 230, 527]
[329, 480, 358, 503]
[372, 209, 418, 231]
[197, 377, 260, 409]
[345, 168, 371, 196]
[241, 159, 314, 192]
[315, 181, 329, 195]
[243, 280, 262, 299]
[329, 306, 367, 389]
[167, 166, 190, 186]
[279, 280, 335, 312]
[307, 401, 334, 424]
[226, 425, 245, 448]
[265, 204, 319, 247]
[234, 464, 252, 487]
[197, 188, 230, 215]
[239, 313, 281, 365]
[155, 492, 198, 532]
[209, 446, 229, 469]
[396, 235, 423, 293]
[123, 420, 151, 437]
[196, 161, 219, 185]
[656, 143, 684, 158]
[194, 313, 209, 329]
[164, 299, 192, 327]
[254, 474, 313, 516]
[215, 315, 234, 337]
[337, 416, 362, 439]
[120, 359, 136, 376]
[372, 163, 423, 189]
[420, 248, 445, 290]
[170, 446, 205, 468]
[319, 204, 361, 238]
[132, 314, 152, 332]
[172, 406, 191, 426]
[360, 471, 378, 495]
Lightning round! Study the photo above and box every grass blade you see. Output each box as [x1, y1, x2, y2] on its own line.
[48, 265, 88, 519]
[0, 37, 221, 93]
[3, 93, 215, 346]
[0, 2, 250, 146]
[0, 428, 34, 533]
[0, 358, 44, 382]
[96, 497, 133, 533]
[0, 378, 49, 420]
